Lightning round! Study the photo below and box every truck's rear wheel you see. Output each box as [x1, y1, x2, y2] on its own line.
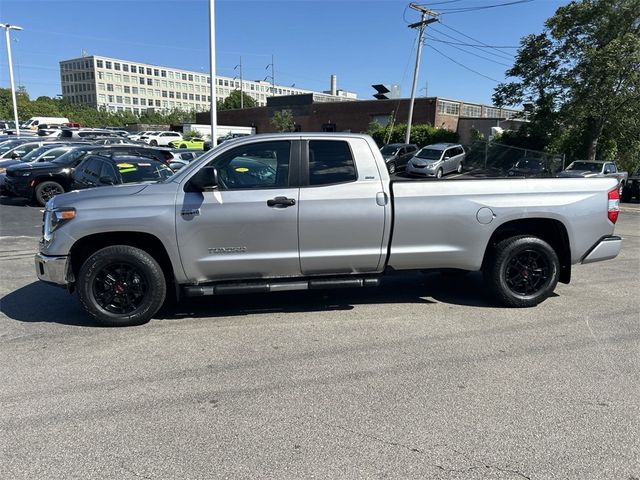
[485, 235, 559, 307]
[77, 245, 166, 327]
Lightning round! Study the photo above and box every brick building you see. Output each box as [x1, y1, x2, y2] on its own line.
[197, 94, 522, 134]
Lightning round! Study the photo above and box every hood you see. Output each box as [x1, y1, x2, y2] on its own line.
[50, 184, 150, 208]
[7, 160, 61, 173]
[410, 157, 437, 167]
[0, 158, 22, 168]
[557, 170, 597, 178]
[382, 153, 397, 160]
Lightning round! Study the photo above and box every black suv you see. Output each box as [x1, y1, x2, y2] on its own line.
[379, 143, 419, 174]
[71, 155, 172, 191]
[5, 145, 175, 206]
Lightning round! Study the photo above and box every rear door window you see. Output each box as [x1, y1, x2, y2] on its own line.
[308, 140, 357, 186]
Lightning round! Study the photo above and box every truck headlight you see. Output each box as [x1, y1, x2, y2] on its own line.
[43, 208, 76, 242]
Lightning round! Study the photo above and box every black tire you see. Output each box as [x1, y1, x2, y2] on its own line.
[485, 235, 559, 308]
[77, 245, 166, 327]
[150, 140, 158, 146]
[387, 162, 396, 175]
[34, 181, 64, 206]
[457, 162, 464, 174]
[180, 143, 187, 149]
[621, 186, 631, 202]
[436, 168, 443, 179]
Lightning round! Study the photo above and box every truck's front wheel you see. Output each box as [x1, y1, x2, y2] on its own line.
[485, 235, 559, 308]
[77, 245, 166, 327]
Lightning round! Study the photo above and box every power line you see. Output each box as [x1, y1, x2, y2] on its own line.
[424, 34, 512, 66]
[422, 36, 518, 49]
[438, 0, 533, 14]
[427, 44, 501, 82]
[431, 24, 514, 61]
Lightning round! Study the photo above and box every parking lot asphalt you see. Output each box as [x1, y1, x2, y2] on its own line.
[0, 198, 638, 479]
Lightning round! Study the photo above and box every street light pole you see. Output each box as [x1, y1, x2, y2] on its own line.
[404, 4, 438, 145]
[1, 23, 23, 137]
[208, 0, 217, 147]
[234, 56, 243, 109]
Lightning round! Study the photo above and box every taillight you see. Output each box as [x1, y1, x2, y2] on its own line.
[608, 187, 620, 224]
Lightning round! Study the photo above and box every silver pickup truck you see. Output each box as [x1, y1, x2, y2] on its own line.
[35, 133, 622, 327]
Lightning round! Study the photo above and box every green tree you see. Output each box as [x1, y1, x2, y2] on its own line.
[217, 90, 257, 111]
[271, 109, 295, 132]
[494, 0, 640, 162]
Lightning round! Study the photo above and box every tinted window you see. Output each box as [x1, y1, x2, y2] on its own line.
[207, 140, 291, 190]
[308, 141, 356, 186]
[81, 158, 103, 180]
[53, 149, 89, 165]
[99, 162, 118, 184]
[115, 160, 172, 183]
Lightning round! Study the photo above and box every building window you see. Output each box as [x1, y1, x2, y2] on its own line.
[162, 90, 167, 98]
[438, 100, 460, 116]
[147, 78, 153, 86]
[108, 95, 114, 102]
[154, 69, 159, 76]
[124, 97, 131, 105]
[115, 85, 123, 93]
[107, 84, 114, 92]
[105, 61, 112, 69]
[122, 64, 129, 72]
[169, 91, 174, 99]
[484, 107, 501, 118]
[161, 70, 167, 77]
[168, 71, 174, 79]
[98, 94, 106, 102]
[116, 96, 123, 103]
[146, 68, 152, 75]
[98, 71, 104, 80]
[114, 63, 121, 71]
[132, 87, 138, 94]
[155, 100, 161, 107]
[96, 59, 104, 68]
[140, 98, 146, 106]
[98, 83, 106, 91]
[114, 74, 122, 82]
[124, 86, 131, 94]
[131, 65, 137, 73]
[462, 104, 481, 117]
[181, 73, 187, 81]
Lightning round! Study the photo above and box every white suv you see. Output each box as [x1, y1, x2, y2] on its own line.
[144, 131, 183, 146]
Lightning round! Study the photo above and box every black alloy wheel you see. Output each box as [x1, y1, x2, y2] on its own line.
[35, 181, 64, 206]
[485, 235, 559, 307]
[92, 262, 148, 315]
[504, 249, 550, 296]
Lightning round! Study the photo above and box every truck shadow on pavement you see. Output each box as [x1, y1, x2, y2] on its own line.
[0, 272, 513, 326]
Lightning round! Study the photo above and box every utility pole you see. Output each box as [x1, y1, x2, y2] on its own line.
[405, 3, 438, 145]
[234, 56, 243, 109]
[1, 23, 23, 137]
[208, 0, 217, 147]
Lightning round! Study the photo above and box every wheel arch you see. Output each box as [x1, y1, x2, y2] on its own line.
[482, 218, 572, 284]
[69, 231, 178, 295]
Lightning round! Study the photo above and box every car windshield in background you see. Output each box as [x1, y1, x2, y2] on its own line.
[18, 145, 50, 162]
[116, 161, 173, 183]
[0, 141, 24, 154]
[515, 159, 544, 169]
[380, 146, 398, 155]
[567, 161, 600, 171]
[415, 149, 442, 160]
[52, 148, 90, 165]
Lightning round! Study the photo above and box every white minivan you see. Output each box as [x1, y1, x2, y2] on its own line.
[22, 117, 70, 130]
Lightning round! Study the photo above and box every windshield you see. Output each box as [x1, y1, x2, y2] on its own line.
[514, 159, 543, 169]
[0, 140, 24, 154]
[567, 161, 601, 172]
[19, 145, 56, 162]
[37, 147, 72, 162]
[52, 148, 90, 165]
[380, 146, 399, 155]
[415, 148, 443, 161]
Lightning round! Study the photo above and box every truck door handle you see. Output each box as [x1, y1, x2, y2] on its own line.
[267, 196, 296, 207]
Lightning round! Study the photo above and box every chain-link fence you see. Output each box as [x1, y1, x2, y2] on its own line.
[462, 141, 564, 178]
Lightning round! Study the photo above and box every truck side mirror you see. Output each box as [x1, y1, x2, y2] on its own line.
[187, 166, 219, 192]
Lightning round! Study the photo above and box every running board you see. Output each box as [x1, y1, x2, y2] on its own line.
[183, 276, 381, 297]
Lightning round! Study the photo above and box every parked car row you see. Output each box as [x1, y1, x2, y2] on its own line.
[0, 137, 204, 205]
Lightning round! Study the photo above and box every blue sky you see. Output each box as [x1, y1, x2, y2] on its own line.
[0, 0, 565, 105]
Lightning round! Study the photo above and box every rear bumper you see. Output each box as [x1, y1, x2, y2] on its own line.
[35, 253, 72, 287]
[581, 236, 622, 264]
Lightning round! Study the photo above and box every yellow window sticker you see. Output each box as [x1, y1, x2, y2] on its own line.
[235, 167, 249, 172]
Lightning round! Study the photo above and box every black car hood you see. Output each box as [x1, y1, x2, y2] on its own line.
[7, 161, 65, 173]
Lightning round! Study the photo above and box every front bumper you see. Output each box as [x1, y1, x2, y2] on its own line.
[406, 164, 437, 177]
[4, 176, 32, 198]
[35, 253, 72, 287]
[581, 236, 622, 264]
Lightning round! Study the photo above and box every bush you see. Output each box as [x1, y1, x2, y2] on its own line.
[367, 122, 458, 148]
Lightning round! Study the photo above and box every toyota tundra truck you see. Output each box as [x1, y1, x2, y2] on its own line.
[35, 133, 623, 327]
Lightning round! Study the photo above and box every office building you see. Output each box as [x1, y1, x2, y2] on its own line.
[59, 55, 357, 114]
